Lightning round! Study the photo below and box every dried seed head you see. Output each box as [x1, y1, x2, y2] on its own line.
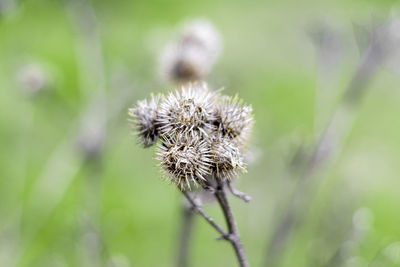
[181, 19, 222, 56]
[160, 19, 222, 82]
[210, 137, 245, 180]
[157, 133, 212, 190]
[128, 83, 254, 189]
[160, 44, 209, 82]
[157, 83, 217, 138]
[214, 95, 253, 147]
[128, 94, 161, 147]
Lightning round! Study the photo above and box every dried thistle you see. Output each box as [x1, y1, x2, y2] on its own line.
[213, 95, 253, 147]
[156, 133, 212, 190]
[160, 19, 222, 82]
[157, 82, 218, 138]
[132, 20, 251, 266]
[128, 94, 161, 147]
[209, 136, 246, 180]
[129, 83, 253, 190]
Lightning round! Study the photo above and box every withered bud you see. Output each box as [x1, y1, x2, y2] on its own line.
[128, 94, 161, 147]
[156, 133, 212, 190]
[213, 95, 253, 147]
[160, 19, 222, 82]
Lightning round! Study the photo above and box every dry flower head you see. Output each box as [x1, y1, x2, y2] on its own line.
[129, 83, 253, 190]
[160, 19, 222, 82]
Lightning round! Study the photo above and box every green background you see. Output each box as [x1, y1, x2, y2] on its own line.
[1, 0, 400, 266]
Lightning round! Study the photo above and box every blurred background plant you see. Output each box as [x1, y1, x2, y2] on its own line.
[1, 0, 400, 267]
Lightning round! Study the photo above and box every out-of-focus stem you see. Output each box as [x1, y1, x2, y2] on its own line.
[176, 203, 196, 267]
[264, 22, 392, 267]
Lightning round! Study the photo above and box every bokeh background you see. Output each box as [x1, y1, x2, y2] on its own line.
[1, 0, 400, 266]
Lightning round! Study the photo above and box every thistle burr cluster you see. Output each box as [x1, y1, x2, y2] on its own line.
[129, 83, 253, 190]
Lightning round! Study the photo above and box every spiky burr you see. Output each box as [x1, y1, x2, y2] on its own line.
[129, 83, 253, 190]
[128, 94, 161, 147]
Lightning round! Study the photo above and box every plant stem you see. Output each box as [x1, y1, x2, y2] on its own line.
[182, 186, 249, 267]
[227, 181, 252, 203]
[176, 202, 196, 267]
[214, 181, 249, 267]
[263, 21, 393, 267]
[181, 191, 229, 239]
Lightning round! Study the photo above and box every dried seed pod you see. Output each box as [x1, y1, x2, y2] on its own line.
[213, 95, 253, 147]
[157, 133, 212, 190]
[128, 94, 161, 147]
[160, 19, 222, 82]
[157, 83, 218, 138]
[209, 137, 246, 180]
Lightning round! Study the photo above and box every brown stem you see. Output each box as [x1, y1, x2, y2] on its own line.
[227, 181, 252, 203]
[214, 180, 249, 267]
[181, 191, 229, 239]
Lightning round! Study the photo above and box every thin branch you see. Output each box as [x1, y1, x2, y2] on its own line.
[227, 181, 252, 203]
[182, 186, 249, 267]
[214, 180, 249, 267]
[264, 21, 394, 267]
[181, 191, 229, 239]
